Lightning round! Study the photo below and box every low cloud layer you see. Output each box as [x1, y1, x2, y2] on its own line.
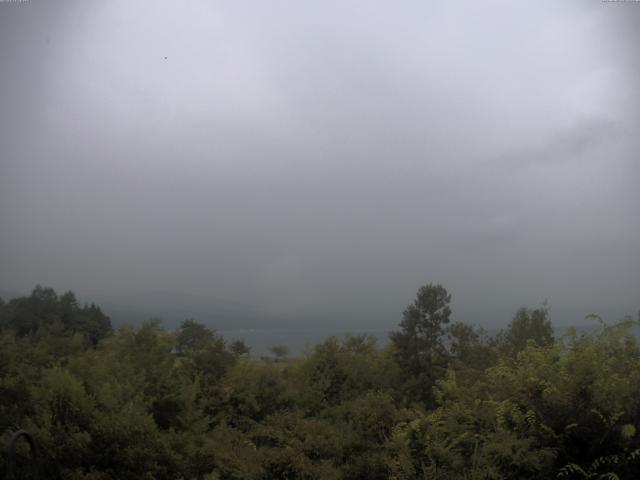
[1, 0, 638, 327]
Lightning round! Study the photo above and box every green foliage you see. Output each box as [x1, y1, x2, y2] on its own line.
[390, 283, 452, 405]
[177, 319, 216, 353]
[269, 344, 290, 361]
[229, 339, 251, 357]
[1, 285, 640, 479]
[500, 305, 555, 355]
[0, 285, 112, 346]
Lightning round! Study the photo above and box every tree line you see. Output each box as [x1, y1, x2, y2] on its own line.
[1, 284, 639, 479]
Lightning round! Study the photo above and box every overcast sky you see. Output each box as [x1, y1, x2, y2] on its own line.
[1, 0, 638, 327]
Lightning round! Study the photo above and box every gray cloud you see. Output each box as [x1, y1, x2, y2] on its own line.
[1, 0, 638, 328]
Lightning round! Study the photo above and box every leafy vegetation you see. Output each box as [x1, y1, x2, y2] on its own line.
[1, 284, 639, 479]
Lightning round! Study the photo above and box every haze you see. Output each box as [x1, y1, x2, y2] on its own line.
[1, 0, 638, 329]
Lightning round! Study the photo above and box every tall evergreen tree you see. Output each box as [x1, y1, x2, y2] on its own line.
[390, 283, 451, 405]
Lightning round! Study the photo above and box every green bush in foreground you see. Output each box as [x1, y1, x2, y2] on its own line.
[1, 285, 639, 479]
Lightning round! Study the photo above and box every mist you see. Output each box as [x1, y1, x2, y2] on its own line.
[1, 0, 638, 329]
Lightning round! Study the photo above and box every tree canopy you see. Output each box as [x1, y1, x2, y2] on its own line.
[390, 283, 452, 404]
[1, 285, 639, 479]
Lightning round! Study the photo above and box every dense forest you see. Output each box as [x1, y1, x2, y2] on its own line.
[1, 285, 639, 479]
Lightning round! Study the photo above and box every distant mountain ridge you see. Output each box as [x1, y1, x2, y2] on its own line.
[80, 290, 277, 330]
[0, 288, 267, 330]
[0, 289, 23, 302]
[1, 287, 636, 333]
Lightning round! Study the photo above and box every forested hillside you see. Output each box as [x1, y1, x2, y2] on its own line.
[1, 285, 639, 479]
